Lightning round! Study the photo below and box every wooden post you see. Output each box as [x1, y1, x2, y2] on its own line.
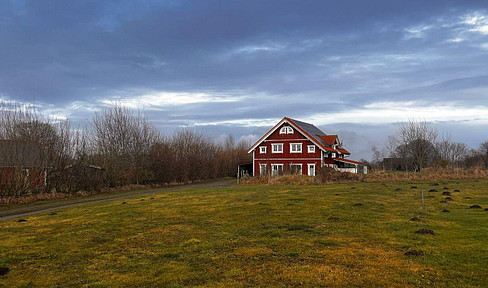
[421, 186, 424, 209]
[237, 165, 240, 184]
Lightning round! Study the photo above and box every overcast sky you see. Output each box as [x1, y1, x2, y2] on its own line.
[1, 0, 488, 160]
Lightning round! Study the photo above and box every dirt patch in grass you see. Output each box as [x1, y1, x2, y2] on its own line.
[353, 203, 363, 207]
[442, 192, 452, 196]
[445, 197, 454, 201]
[0, 267, 9, 276]
[429, 189, 438, 192]
[410, 216, 425, 222]
[415, 228, 435, 235]
[442, 209, 450, 213]
[465, 197, 472, 199]
[17, 219, 27, 222]
[440, 200, 447, 203]
[404, 250, 425, 256]
[454, 189, 460, 192]
[411, 186, 417, 189]
[469, 205, 482, 209]
[328, 216, 339, 221]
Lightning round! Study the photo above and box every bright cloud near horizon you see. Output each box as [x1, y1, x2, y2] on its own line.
[1, 0, 488, 160]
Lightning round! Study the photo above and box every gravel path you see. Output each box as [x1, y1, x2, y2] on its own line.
[0, 179, 235, 221]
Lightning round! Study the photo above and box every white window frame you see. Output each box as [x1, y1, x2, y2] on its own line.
[271, 164, 284, 176]
[290, 143, 302, 153]
[259, 164, 267, 176]
[279, 126, 294, 134]
[308, 164, 316, 176]
[272, 143, 283, 154]
[332, 152, 336, 158]
[260, 146, 267, 154]
[308, 145, 315, 153]
[289, 163, 302, 175]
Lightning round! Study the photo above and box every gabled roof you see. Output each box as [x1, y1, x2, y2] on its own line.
[0, 140, 47, 168]
[319, 135, 338, 145]
[247, 117, 350, 154]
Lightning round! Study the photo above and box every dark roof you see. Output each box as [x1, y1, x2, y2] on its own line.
[287, 118, 350, 154]
[247, 117, 350, 155]
[0, 140, 47, 168]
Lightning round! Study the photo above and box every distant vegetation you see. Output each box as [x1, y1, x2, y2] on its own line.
[370, 120, 488, 172]
[0, 101, 250, 197]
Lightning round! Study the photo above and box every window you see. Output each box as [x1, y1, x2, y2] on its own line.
[332, 152, 336, 158]
[308, 164, 316, 176]
[260, 146, 267, 154]
[290, 143, 302, 153]
[272, 143, 283, 153]
[259, 164, 267, 176]
[279, 126, 294, 134]
[271, 164, 284, 176]
[308, 145, 315, 153]
[290, 164, 302, 175]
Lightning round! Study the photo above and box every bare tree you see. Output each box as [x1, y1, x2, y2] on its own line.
[90, 104, 160, 186]
[397, 120, 438, 172]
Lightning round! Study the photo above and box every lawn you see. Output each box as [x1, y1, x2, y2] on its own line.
[1, 179, 488, 287]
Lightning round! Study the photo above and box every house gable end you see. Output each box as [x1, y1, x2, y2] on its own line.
[248, 117, 329, 154]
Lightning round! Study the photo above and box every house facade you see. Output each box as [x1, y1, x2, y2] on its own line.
[0, 140, 48, 191]
[247, 117, 366, 176]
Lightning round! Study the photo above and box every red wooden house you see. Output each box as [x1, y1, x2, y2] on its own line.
[0, 140, 48, 191]
[247, 117, 366, 177]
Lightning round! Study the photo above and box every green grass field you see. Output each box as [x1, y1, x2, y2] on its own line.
[1, 179, 488, 287]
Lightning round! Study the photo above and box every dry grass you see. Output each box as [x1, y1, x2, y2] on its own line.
[364, 167, 488, 182]
[244, 168, 488, 186]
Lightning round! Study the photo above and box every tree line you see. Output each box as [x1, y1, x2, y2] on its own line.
[370, 120, 488, 171]
[0, 102, 250, 197]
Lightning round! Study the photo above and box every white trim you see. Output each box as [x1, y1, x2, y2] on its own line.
[271, 143, 283, 153]
[289, 163, 302, 175]
[308, 145, 315, 153]
[252, 150, 255, 176]
[287, 126, 293, 134]
[265, 139, 307, 142]
[257, 158, 322, 161]
[259, 146, 267, 154]
[290, 143, 302, 153]
[279, 127, 287, 134]
[308, 164, 316, 176]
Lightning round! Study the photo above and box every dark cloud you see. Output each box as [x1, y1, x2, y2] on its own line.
[1, 0, 488, 160]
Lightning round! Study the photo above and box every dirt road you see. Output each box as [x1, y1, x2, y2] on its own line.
[0, 179, 235, 221]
